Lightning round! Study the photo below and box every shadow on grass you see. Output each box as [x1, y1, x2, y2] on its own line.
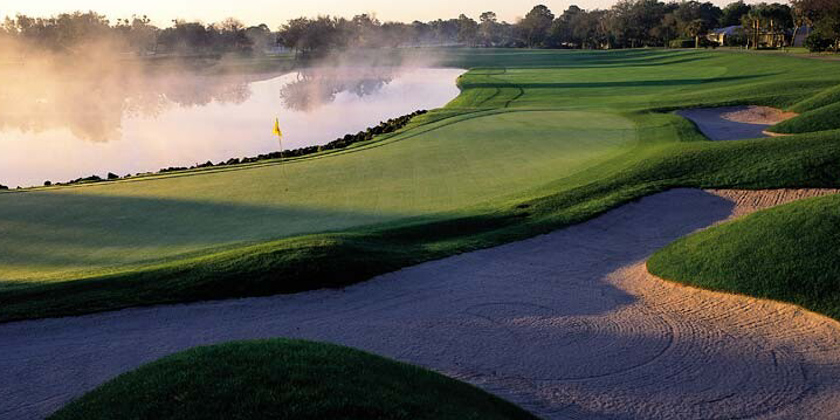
[0, 188, 735, 323]
[460, 75, 767, 90]
[0, 191, 764, 420]
[0, 191, 412, 275]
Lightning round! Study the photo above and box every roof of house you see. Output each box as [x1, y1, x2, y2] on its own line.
[709, 25, 741, 36]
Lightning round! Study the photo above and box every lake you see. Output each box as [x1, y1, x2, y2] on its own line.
[0, 66, 463, 188]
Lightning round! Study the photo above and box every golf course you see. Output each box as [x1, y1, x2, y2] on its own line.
[2, 49, 840, 321]
[2, 48, 840, 419]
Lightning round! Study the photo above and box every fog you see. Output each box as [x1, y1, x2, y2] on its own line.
[0, 46, 460, 188]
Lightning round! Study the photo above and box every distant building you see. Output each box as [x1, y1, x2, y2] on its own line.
[792, 25, 814, 48]
[708, 25, 789, 49]
[707, 25, 741, 46]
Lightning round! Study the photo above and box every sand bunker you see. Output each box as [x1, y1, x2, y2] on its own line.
[677, 106, 797, 140]
[1, 189, 839, 419]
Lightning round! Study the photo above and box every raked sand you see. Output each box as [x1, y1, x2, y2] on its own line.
[1, 189, 839, 420]
[677, 106, 797, 141]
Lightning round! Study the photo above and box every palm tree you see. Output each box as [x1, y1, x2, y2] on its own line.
[685, 19, 707, 48]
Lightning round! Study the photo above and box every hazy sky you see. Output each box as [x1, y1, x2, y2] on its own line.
[1, 0, 779, 28]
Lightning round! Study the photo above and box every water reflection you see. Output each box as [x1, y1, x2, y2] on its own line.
[0, 65, 264, 143]
[0, 66, 463, 187]
[279, 67, 395, 112]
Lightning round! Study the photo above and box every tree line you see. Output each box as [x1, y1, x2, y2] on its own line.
[1, 1, 838, 58]
[0, 12, 273, 57]
[275, 1, 839, 52]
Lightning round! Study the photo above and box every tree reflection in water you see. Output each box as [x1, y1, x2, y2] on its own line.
[278, 67, 396, 112]
[0, 62, 270, 143]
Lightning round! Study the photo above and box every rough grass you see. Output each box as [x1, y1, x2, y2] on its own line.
[771, 102, 840, 134]
[3, 49, 840, 321]
[48, 339, 538, 420]
[790, 83, 840, 113]
[648, 194, 840, 320]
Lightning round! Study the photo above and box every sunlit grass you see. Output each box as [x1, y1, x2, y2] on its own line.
[649, 194, 840, 320]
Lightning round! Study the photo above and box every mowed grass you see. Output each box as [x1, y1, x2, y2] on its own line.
[48, 339, 538, 420]
[0, 111, 634, 284]
[3, 49, 840, 321]
[648, 194, 840, 320]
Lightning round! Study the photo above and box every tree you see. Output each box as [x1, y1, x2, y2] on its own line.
[245, 24, 272, 54]
[212, 18, 253, 54]
[457, 14, 478, 46]
[792, 0, 840, 50]
[721, 1, 752, 27]
[674, 1, 722, 47]
[350, 14, 381, 47]
[610, 0, 668, 48]
[518, 5, 555, 47]
[277, 16, 345, 56]
[653, 11, 680, 47]
[741, 3, 793, 49]
[551, 5, 583, 47]
[478, 11, 500, 47]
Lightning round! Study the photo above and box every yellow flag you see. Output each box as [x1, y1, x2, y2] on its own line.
[273, 118, 283, 138]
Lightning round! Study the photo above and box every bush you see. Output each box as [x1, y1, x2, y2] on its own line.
[669, 38, 694, 48]
[805, 32, 834, 53]
[669, 38, 717, 49]
[699, 37, 719, 49]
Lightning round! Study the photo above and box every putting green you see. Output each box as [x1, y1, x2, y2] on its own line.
[0, 110, 634, 285]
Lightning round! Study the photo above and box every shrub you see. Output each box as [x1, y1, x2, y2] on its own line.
[699, 37, 719, 49]
[805, 32, 834, 53]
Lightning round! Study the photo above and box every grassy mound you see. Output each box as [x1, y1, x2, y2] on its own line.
[48, 339, 537, 420]
[771, 101, 840, 134]
[791, 83, 840, 113]
[648, 194, 840, 320]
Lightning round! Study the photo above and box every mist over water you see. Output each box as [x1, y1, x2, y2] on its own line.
[0, 63, 463, 188]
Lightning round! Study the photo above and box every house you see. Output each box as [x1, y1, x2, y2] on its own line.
[792, 25, 814, 48]
[708, 25, 789, 48]
[707, 25, 741, 46]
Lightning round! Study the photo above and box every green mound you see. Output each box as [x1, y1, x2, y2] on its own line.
[791, 83, 840, 113]
[49, 339, 538, 420]
[771, 101, 840, 134]
[648, 194, 840, 320]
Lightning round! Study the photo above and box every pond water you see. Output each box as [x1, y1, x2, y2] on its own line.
[0, 67, 463, 188]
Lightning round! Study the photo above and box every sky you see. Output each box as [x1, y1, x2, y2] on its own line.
[1, 0, 781, 28]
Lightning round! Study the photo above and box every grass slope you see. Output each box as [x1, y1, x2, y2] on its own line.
[3, 49, 840, 321]
[49, 339, 538, 420]
[771, 102, 840, 134]
[648, 194, 840, 320]
[790, 83, 840, 113]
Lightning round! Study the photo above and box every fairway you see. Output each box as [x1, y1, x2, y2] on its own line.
[0, 110, 634, 284]
[3, 49, 840, 320]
